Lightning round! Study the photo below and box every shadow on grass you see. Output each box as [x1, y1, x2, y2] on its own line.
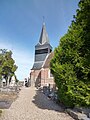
[32, 88, 64, 112]
[0, 92, 18, 109]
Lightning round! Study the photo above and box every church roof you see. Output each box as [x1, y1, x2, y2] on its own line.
[39, 23, 49, 45]
[31, 61, 44, 70]
[31, 52, 54, 70]
[43, 52, 54, 68]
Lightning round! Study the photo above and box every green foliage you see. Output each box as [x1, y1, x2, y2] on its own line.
[50, 0, 90, 107]
[0, 109, 2, 116]
[0, 49, 18, 83]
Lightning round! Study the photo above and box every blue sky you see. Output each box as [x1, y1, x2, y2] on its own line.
[0, 0, 79, 80]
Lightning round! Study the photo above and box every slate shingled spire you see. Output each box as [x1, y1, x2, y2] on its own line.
[39, 23, 49, 44]
[32, 23, 52, 70]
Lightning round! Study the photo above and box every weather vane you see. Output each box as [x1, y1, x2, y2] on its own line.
[43, 16, 45, 24]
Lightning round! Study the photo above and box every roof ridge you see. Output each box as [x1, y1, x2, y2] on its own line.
[41, 53, 50, 68]
[43, 52, 54, 68]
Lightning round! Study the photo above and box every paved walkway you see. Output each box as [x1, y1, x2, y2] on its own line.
[0, 87, 74, 120]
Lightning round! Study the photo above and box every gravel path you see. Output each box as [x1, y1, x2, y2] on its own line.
[0, 87, 74, 120]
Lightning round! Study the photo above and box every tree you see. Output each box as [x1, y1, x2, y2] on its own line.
[50, 0, 90, 107]
[0, 49, 18, 85]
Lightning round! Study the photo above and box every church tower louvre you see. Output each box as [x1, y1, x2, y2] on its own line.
[32, 23, 52, 70]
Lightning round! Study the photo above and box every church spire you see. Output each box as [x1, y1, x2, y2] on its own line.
[39, 22, 49, 44]
[32, 22, 52, 70]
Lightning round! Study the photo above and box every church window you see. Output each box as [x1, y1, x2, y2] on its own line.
[48, 69, 53, 78]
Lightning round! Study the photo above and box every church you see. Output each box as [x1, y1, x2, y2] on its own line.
[30, 23, 55, 88]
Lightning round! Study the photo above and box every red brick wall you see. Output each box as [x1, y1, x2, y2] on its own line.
[30, 68, 55, 88]
[41, 68, 55, 88]
[30, 70, 41, 87]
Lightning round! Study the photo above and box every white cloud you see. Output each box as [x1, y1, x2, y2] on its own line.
[0, 40, 34, 80]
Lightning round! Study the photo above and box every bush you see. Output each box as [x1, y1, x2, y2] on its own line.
[50, 0, 90, 107]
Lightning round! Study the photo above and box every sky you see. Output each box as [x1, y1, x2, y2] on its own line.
[0, 0, 79, 80]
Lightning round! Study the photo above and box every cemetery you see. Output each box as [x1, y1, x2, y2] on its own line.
[0, 0, 90, 119]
